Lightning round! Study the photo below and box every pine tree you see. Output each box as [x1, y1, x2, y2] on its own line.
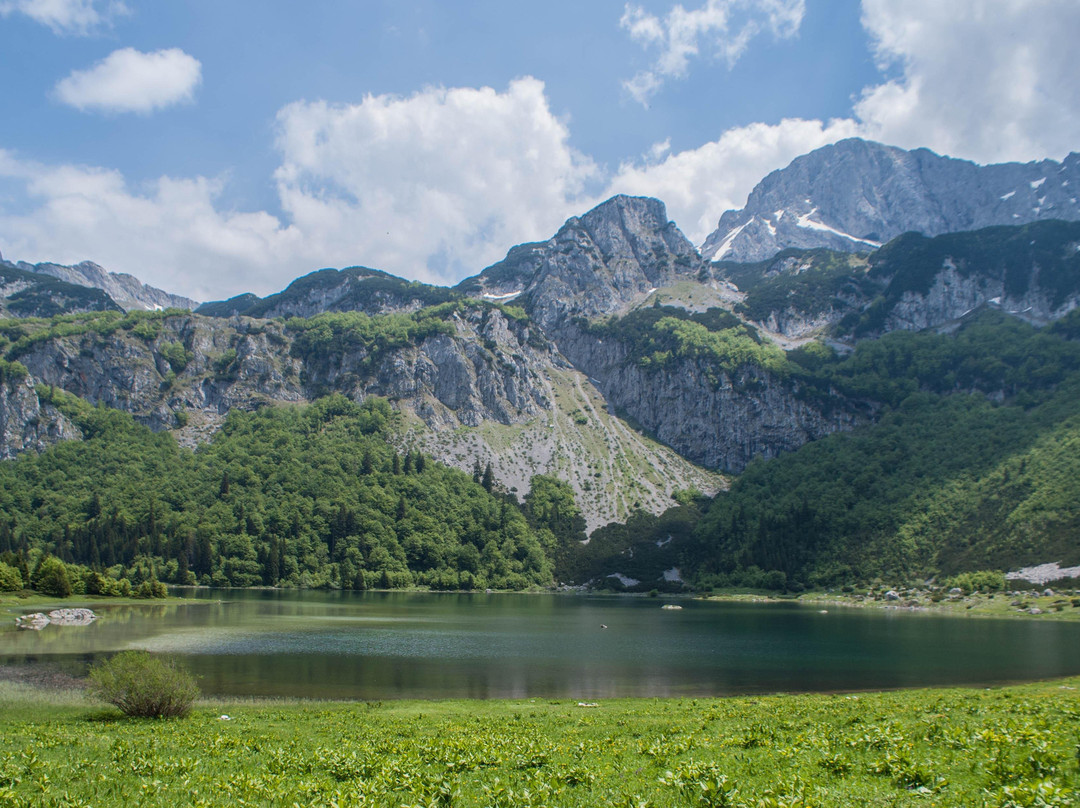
[482, 462, 495, 493]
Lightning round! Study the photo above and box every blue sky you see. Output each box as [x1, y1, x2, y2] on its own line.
[0, 0, 1078, 301]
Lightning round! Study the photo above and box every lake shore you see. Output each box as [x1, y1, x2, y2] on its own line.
[701, 588, 1080, 620]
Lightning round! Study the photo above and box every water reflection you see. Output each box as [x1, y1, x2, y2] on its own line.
[3, 590, 1080, 699]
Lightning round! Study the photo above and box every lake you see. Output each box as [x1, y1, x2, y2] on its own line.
[4, 589, 1080, 699]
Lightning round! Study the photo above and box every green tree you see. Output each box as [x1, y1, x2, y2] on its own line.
[31, 555, 73, 597]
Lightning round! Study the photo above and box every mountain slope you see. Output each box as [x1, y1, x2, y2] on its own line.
[701, 139, 1080, 262]
[0, 255, 198, 312]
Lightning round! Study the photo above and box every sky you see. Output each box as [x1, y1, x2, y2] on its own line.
[0, 0, 1078, 302]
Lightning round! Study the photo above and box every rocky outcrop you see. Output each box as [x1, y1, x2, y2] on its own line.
[0, 374, 81, 459]
[301, 307, 557, 430]
[458, 195, 705, 328]
[702, 139, 1080, 262]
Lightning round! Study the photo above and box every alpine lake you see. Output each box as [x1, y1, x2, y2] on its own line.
[4, 589, 1080, 700]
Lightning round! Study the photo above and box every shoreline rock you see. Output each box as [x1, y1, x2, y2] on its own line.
[14, 608, 97, 630]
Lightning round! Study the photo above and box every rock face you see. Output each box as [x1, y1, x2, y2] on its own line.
[701, 139, 1080, 262]
[12, 309, 554, 434]
[458, 195, 705, 328]
[0, 374, 80, 460]
[553, 322, 858, 470]
[4, 257, 198, 312]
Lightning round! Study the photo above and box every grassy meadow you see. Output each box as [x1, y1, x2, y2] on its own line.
[0, 677, 1077, 807]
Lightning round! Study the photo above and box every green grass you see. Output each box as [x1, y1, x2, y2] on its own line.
[1, 679, 1077, 806]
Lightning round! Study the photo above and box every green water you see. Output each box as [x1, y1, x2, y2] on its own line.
[4, 589, 1080, 699]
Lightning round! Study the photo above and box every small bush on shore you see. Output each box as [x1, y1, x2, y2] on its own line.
[87, 651, 199, 718]
[0, 561, 22, 592]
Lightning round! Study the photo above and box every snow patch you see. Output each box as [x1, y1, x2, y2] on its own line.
[1031, 177, 1046, 189]
[710, 220, 749, 260]
[988, 296, 1002, 305]
[795, 209, 882, 248]
[607, 573, 640, 587]
[481, 290, 522, 301]
[773, 209, 785, 221]
[1000, 190, 1016, 201]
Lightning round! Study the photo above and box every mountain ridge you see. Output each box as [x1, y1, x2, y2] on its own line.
[701, 138, 1080, 262]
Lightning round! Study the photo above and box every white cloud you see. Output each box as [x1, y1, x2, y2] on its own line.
[273, 77, 597, 284]
[620, 0, 805, 105]
[54, 48, 202, 114]
[0, 149, 300, 301]
[0, 79, 598, 299]
[855, 0, 1080, 164]
[0, 0, 127, 34]
[606, 118, 861, 243]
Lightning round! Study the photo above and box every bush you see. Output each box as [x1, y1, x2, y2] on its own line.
[31, 555, 73, 597]
[0, 561, 22, 592]
[87, 651, 199, 718]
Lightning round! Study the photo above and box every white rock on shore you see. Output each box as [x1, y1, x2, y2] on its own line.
[14, 608, 97, 630]
[1005, 562, 1080, 585]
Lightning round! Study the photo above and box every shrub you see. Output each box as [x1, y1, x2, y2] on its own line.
[0, 561, 22, 592]
[87, 651, 199, 718]
[31, 555, 73, 597]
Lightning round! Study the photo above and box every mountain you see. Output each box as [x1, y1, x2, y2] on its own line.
[0, 261, 122, 318]
[700, 139, 1080, 263]
[0, 254, 198, 312]
[197, 266, 460, 319]
[458, 195, 705, 328]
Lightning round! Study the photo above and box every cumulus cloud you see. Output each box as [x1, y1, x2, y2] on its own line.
[855, 0, 1080, 164]
[620, 0, 805, 105]
[0, 0, 127, 34]
[0, 149, 300, 301]
[54, 48, 202, 114]
[273, 77, 597, 284]
[0, 79, 597, 298]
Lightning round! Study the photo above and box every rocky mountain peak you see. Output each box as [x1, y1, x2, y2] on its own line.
[458, 195, 705, 328]
[702, 138, 1080, 263]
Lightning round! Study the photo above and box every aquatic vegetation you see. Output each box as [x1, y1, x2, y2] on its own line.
[0, 679, 1077, 806]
